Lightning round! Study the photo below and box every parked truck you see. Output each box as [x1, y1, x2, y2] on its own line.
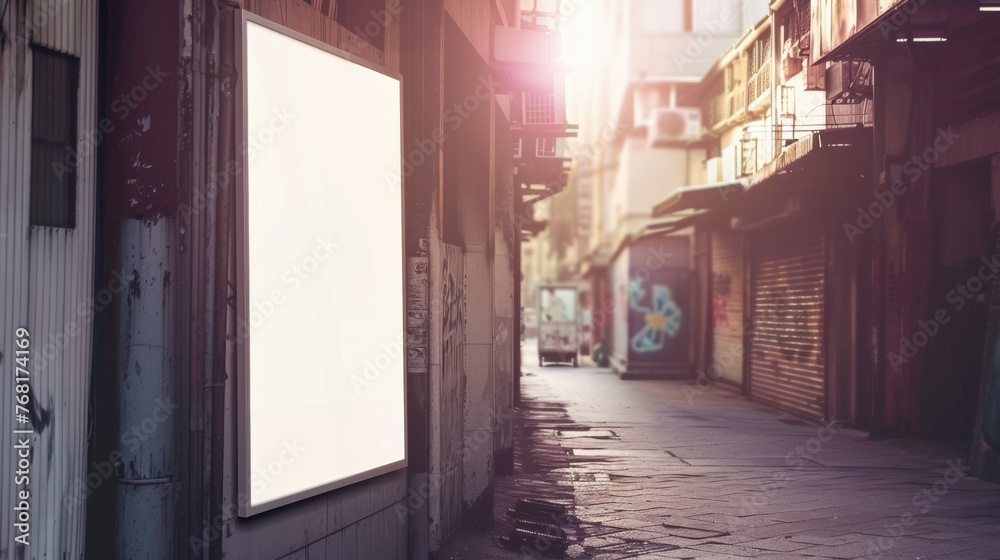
[537, 284, 579, 367]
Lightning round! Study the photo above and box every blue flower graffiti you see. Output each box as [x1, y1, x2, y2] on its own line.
[628, 280, 682, 353]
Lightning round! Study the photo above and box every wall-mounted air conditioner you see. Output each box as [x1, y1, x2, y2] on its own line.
[826, 61, 872, 105]
[647, 107, 702, 147]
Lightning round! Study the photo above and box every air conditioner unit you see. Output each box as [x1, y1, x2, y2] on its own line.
[647, 107, 702, 147]
[826, 60, 872, 105]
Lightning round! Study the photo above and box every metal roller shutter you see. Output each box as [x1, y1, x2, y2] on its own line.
[749, 220, 826, 421]
[711, 231, 744, 387]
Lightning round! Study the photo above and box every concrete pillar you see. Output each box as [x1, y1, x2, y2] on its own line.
[463, 240, 494, 529]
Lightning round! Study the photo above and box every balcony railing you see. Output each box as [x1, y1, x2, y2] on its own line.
[747, 57, 773, 108]
[707, 86, 747, 129]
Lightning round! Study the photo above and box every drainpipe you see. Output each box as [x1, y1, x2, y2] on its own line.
[106, 1, 184, 556]
[208, 4, 237, 559]
[116, 217, 176, 560]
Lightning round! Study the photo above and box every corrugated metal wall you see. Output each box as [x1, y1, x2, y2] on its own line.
[711, 231, 745, 387]
[749, 221, 826, 422]
[0, 0, 98, 557]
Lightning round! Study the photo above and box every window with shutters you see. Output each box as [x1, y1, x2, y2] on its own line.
[30, 46, 79, 228]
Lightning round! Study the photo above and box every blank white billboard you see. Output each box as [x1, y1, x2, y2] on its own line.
[237, 13, 405, 517]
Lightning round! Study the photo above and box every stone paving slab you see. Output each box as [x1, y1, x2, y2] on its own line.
[439, 347, 1000, 559]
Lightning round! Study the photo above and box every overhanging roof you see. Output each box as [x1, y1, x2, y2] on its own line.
[651, 181, 745, 217]
[813, 4, 905, 63]
[746, 127, 872, 191]
[813, 0, 962, 64]
[644, 211, 714, 234]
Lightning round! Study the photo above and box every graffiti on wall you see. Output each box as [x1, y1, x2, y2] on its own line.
[438, 243, 465, 540]
[712, 272, 732, 327]
[628, 279, 682, 354]
[442, 247, 464, 379]
[626, 236, 692, 364]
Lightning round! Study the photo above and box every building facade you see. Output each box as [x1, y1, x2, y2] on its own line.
[566, 0, 770, 376]
[652, 0, 1000, 482]
[0, 0, 562, 557]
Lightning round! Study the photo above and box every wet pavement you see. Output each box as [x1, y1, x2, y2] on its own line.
[438, 339, 1000, 559]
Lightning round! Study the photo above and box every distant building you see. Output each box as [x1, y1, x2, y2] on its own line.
[567, 0, 770, 376]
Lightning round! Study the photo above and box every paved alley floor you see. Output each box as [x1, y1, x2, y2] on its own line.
[439, 340, 1000, 559]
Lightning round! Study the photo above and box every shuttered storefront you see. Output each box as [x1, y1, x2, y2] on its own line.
[749, 220, 826, 421]
[711, 231, 744, 387]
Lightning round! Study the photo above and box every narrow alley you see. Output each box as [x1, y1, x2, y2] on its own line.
[442, 340, 1000, 559]
[5, 1, 1000, 559]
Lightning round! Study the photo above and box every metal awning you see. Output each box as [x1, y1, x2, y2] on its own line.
[813, 7, 903, 63]
[643, 211, 720, 235]
[813, 0, 956, 64]
[745, 127, 872, 191]
[651, 181, 745, 217]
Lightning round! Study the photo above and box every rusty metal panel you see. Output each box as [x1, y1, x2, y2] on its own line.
[750, 221, 826, 422]
[1, 0, 98, 558]
[711, 231, 744, 387]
